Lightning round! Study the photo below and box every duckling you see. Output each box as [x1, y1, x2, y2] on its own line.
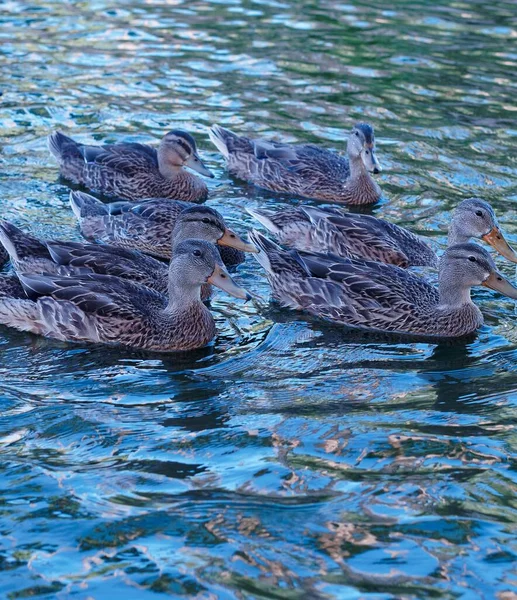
[247, 198, 517, 268]
[48, 130, 214, 202]
[209, 122, 382, 205]
[70, 191, 247, 266]
[249, 231, 517, 338]
[0, 204, 257, 301]
[0, 240, 250, 352]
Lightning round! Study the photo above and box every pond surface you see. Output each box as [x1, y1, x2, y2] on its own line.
[1, 0, 517, 598]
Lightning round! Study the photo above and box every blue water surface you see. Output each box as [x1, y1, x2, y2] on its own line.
[1, 1, 517, 598]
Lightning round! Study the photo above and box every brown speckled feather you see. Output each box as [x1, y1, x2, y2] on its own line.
[0, 219, 215, 303]
[250, 231, 485, 338]
[15, 272, 216, 351]
[248, 205, 437, 267]
[49, 132, 209, 202]
[0, 238, 232, 352]
[210, 125, 381, 205]
[71, 192, 245, 267]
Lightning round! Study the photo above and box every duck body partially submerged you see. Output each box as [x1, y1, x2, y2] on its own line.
[247, 198, 517, 269]
[209, 123, 382, 205]
[0, 240, 250, 352]
[249, 231, 517, 338]
[70, 191, 247, 267]
[48, 130, 213, 202]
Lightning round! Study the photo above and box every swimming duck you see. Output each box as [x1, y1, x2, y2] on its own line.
[247, 198, 517, 268]
[0, 204, 257, 301]
[0, 240, 250, 352]
[209, 122, 382, 205]
[249, 231, 517, 338]
[48, 130, 214, 202]
[70, 191, 248, 266]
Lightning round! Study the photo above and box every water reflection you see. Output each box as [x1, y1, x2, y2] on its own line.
[1, 0, 517, 597]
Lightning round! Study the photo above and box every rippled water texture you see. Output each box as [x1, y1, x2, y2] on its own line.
[1, 1, 517, 598]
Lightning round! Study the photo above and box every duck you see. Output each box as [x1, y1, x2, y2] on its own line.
[209, 122, 382, 205]
[0, 239, 251, 352]
[247, 198, 517, 268]
[248, 230, 517, 338]
[0, 204, 257, 302]
[69, 191, 248, 267]
[48, 129, 214, 202]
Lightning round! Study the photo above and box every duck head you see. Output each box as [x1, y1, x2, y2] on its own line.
[449, 198, 517, 263]
[158, 130, 214, 178]
[439, 243, 517, 306]
[347, 123, 382, 174]
[171, 240, 251, 300]
[172, 205, 258, 254]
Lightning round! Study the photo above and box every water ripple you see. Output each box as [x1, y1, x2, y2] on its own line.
[1, 0, 517, 598]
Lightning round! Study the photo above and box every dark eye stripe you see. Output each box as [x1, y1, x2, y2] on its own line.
[182, 217, 224, 230]
[175, 139, 192, 155]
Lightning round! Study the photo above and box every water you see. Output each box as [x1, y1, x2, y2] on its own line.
[1, 0, 517, 598]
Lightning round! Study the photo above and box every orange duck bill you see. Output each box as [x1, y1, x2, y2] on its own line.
[482, 226, 517, 263]
[218, 227, 259, 253]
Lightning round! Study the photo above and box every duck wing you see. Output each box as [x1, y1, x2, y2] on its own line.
[18, 272, 167, 344]
[249, 231, 438, 331]
[254, 142, 350, 182]
[72, 195, 188, 259]
[46, 241, 168, 293]
[79, 142, 159, 175]
[311, 209, 437, 267]
[299, 252, 438, 309]
[211, 126, 350, 192]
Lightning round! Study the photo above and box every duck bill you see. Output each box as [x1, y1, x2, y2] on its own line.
[185, 152, 214, 178]
[362, 146, 382, 174]
[208, 263, 251, 300]
[482, 227, 517, 263]
[218, 228, 259, 253]
[482, 271, 517, 299]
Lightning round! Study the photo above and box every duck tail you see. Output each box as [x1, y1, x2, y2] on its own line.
[208, 124, 235, 159]
[300, 205, 337, 224]
[248, 229, 312, 278]
[246, 207, 281, 235]
[47, 131, 77, 162]
[248, 229, 279, 272]
[69, 191, 108, 219]
[0, 221, 49, 266]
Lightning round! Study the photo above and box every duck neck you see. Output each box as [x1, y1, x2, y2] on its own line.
[348, 154, 367, 181]
[447, 218, 469, 246]
[437, 270, 473, 309]
[157, 146, 183, 180]
[158, 161, 183, 181]
[165, 263, 203, 313]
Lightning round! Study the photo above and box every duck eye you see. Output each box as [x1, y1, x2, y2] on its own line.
[202, 218, 211, 224]
[193, 249, 202, 257]
[355, 132, 359, 137]
[468, 256, 477, 262]
[475, 210, 483, 217]
[364, 150, 369, 155]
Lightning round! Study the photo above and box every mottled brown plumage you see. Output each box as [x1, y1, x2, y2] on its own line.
[0, 240, 250, 352]
[48, 130, 213, 202]
[0, 202, 257, 303]
[250, 231, 517, 338]
[248, 205, 436, 268]
[209, 123, 382, 205]
[247, 198, 517, 268]
[70, 191, 247, 267]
